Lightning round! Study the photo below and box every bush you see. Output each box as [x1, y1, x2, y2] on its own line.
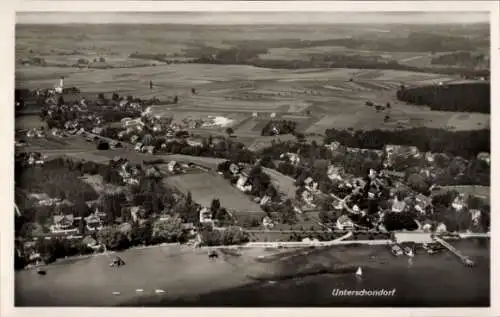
[97, 141, 110, 150]
[98, 226, 130, 251]
[199, 226, 249, 246]
[383, 212, 418, 231]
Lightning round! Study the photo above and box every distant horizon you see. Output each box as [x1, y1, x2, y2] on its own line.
[16, 12, 490, 25]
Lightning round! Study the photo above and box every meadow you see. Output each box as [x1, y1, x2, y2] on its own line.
[164, 172, 263, 213]
[15, 23, 490, 142]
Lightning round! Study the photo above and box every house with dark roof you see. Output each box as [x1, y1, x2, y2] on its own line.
[50, 214, 78, 234]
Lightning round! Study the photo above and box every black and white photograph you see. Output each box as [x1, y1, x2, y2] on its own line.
[7, 3, 496, 312]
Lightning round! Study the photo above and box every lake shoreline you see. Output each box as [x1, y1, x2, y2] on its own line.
[15, 238, 490, 307]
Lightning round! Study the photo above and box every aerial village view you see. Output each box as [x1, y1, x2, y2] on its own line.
[14, 11, 491, 307]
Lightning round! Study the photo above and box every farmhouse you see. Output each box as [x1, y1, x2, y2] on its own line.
[236, 174, 252, 192]
[477, 152, 490, 166]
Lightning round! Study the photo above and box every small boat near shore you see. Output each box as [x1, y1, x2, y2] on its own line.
[391, 244, 403, 256]
[403, 246, 415, 257]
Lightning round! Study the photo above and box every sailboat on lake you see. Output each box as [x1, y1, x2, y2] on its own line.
[355, 266, 363, 277]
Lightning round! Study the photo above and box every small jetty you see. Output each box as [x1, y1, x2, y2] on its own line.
[433, 236, 475, 267]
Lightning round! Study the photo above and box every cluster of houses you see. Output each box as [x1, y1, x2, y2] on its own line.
[25, 128, 46, 138]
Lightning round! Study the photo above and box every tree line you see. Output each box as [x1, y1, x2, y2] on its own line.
[396, 83, 490, 114]
[324, 128, 490, 159]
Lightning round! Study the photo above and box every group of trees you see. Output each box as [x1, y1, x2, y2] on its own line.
[261, 120, 297, 136]
[39, 237, 95, 261]
[178, 35, 489, 77]
[430, 51, 488, 69]
[324, 128, 490, 159]
[15, 158, 100, 204]
[97, 214, 191, 251]
[261, 199, 298, 225]
[396, 82, 490, 114]
[149, 137, 256, 164]
[217, 161, 279, 202]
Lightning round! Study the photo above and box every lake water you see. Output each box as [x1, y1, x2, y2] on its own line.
[123, 239, 490, 307]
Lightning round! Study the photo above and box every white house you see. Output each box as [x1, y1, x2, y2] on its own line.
[436, 222, 447, 234]
[236, 175, 252, 192]
[199, 207, 213, 224]
[336, 215, 354, 230]
[260, 195, 271, 206]
[92, 127, 103, 135]
[391, 198, 406, 213]
[325, 141, 341, 152]
[134, 142, 144, 152]
[470, 209, 482, 226]
[50, 214, 78, 234]
[425, 152, 435, 163]
[451, 194, 466, 212]
[301, 190, 315, 207]
[262, 216, 274, 229]
[327, 165, 343, 181]
[130, 135, 139, 144]
[167, 161, 181, 173]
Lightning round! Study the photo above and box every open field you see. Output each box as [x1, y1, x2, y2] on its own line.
[15, 115, 47, 131]
[165, 172, 263, 213]
[19, 133, 98, 152]
[16, 23, 489, 147]
[17, 64, 489, 137]
[262, 167, 297, 199]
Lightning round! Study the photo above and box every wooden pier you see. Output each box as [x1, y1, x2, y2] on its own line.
[432, 236, 476, 267]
